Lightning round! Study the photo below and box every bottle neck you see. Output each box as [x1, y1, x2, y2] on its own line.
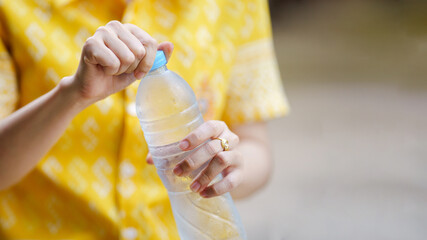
[147, 65, 167, 77]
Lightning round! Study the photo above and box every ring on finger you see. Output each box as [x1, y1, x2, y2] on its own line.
[213, 137, 229, 151]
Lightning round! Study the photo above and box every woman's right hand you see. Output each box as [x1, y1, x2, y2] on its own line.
[65, 21, 173, 107]
[0, 21, 174, 190]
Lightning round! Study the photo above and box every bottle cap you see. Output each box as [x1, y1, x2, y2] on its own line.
[149, 50, 167, 72]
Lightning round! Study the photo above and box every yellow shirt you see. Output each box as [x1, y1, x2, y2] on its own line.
[0, 0, 289, 239]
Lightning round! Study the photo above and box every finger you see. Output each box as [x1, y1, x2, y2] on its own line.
[114, 72, 137, 89]
[83, 37, 120, 75]
[179, 121, 226, 151]
[146, 153, 154, 165]
[190, 151, 239, 193]
[97, 26, 135, 75]
[200, 167, 243, 198]
[180, 121, 239, 151]
[157, 41, 174, 62]
[125, 24, 158, 79]
[173, 138, 223, 176]
[106, 21, 146, 73]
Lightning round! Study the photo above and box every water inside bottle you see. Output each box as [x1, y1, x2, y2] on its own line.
[151, 142, 244, 240]
[137, 66, 246, 239]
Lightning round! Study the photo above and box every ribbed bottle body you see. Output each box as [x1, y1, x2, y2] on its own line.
[136, 66, 246, 240]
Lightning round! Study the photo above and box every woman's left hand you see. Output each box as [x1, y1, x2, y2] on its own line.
[147, 120, 243, 198]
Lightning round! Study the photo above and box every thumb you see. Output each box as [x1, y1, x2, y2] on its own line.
[157, 41, 174, 62]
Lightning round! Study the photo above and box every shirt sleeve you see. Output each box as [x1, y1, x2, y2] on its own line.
[0, 21, 18, 119]
[222, 0, 290, 125]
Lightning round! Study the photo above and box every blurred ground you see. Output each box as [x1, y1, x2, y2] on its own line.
[235, 1, 427, 239]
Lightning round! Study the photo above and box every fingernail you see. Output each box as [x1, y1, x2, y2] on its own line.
[173, 166, 183, 176]
[190, 181, 201, 192]
[200, 191, 208, 198]
[179, 140, 189, 150]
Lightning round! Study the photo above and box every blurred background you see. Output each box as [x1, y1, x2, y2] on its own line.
[236, 0, 427, 239]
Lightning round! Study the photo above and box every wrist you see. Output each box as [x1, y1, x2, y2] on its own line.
[57, 76, 92, 114]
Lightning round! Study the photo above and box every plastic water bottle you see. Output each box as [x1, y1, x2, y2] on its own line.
[135, 50, 247, 240]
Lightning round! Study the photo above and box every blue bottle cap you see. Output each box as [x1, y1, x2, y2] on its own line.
[149, 50, 167, 72]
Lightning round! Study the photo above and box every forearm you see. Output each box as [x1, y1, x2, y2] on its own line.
[0, 21, 163, 191]
[230, 122, 272, 199]
[0, 76, 87, 190]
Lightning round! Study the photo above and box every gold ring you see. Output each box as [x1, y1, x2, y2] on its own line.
[214, 137, 229, 151]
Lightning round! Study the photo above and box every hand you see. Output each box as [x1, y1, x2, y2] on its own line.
[67, 20, 173, 106]
[147, 120, 244, 198]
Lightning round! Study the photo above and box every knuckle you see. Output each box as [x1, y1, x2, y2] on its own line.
[123, 23, 132, 28]
[147, 37, 158, 46]
[136, 62, 149, 73]
[205, 141, 218, 156]
[215, 120, 226, 129]
[206, 121, 219, 134]
[191, 132, 203, 144]
[215, 153, 229, 167]
[222, 122, 229, 132]
[184, 157, 195, 170]
[123, 54, 135, 65]
[224, 178, 236, 191]
[96, 26, 109, 35]
[111, 58, 121, 68]
[107, 20, 121, 28]
[84, 37, 97, 49]
[134, 47, 145, 59]
[89, 51, 99, 61]
[139, 65, 151, 74]
[123, 23, 136, 30]
[106, 58, 120, 73]
[200, 171, 212, 184]
[83, 40, 98, 59]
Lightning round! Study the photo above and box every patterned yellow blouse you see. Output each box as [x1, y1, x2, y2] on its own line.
[0, 0, 289, 239]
